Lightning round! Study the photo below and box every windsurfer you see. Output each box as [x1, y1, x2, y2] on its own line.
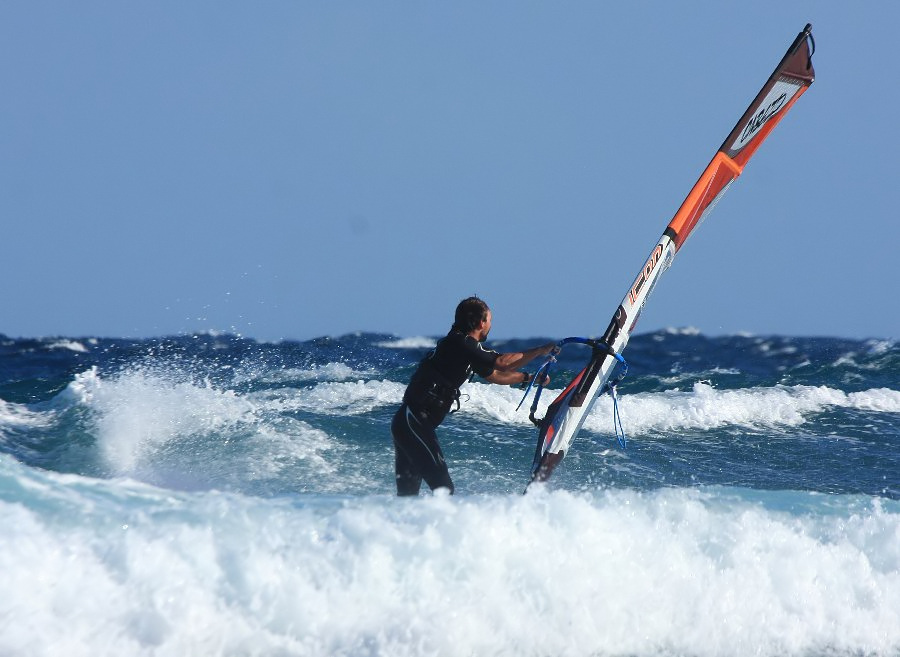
[391, 296, 554, 496]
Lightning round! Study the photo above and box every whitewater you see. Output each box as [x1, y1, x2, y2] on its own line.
[1, 330, 898, 656]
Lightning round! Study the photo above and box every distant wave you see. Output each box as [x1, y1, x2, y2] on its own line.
[374, 336, 436, 349]
[233, 362, 377, 385]
[660, 326, 702, 336]
[44, 339, 91, 353]
[434, 380, 900, 436]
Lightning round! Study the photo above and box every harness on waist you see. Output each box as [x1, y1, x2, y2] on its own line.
[404, 360, 464, 415]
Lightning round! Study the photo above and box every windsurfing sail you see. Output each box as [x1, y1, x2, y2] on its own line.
[527, 24, 816, 486]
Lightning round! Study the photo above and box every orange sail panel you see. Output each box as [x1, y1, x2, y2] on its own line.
[668, 26, 815, 251]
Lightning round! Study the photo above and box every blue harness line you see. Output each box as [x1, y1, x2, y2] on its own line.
[517, 337, 629, 448]
[608, 378, 627, 449]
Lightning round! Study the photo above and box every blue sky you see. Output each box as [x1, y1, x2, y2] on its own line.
[2, 2, 897, 342]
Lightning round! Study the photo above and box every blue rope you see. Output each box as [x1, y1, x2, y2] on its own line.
[609, 382, 627, 448]
[515, 338, 573, 412]
[515, 354, 554, 411]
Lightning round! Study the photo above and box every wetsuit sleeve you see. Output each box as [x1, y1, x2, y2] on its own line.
[464, 336, 499, 378]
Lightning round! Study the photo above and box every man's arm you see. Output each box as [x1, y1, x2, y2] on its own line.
[486, 340, 557, 386]
[493, 342, 556, 372]
[485, 369, 550, 386]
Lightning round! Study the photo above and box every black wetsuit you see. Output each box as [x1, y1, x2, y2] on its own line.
[391, 330, 499, 496]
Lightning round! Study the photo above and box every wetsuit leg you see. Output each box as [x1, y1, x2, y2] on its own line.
[393, 427, 422, 496]
[391, 403, 454, 496]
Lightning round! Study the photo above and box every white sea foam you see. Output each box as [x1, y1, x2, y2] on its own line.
[602, 384, 900, 436]
[0, 399, 53, 435]
[1, 463, 897, 657]
[847, 387, 900, 412]
[606, 383, 844, 435]
[374, 336, 437, 349]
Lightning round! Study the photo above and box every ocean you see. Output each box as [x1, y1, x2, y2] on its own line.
[1, 329, 898, 656]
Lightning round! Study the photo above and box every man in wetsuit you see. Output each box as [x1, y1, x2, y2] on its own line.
[391, 296, 555, 496]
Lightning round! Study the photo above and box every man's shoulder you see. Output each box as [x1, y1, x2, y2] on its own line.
[468, 336, 499, 359]
[441, 331, 497, 356]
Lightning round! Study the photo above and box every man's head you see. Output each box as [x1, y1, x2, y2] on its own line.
[453, 296, 491, 341]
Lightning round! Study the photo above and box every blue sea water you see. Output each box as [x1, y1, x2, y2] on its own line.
[0, 329, 898, 656]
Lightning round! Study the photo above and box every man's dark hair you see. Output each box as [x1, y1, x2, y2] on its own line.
[452, 296, 490, 333]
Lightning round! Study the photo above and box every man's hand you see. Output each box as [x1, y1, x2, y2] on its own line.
[537, 342, 557, 357]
